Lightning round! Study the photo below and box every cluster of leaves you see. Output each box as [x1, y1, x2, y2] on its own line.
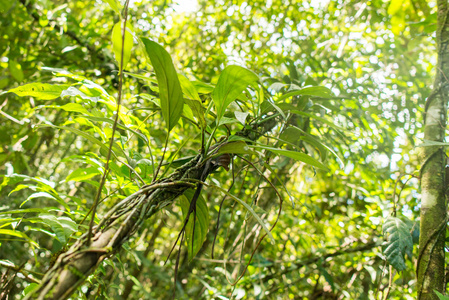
[0, 0, 440, 299]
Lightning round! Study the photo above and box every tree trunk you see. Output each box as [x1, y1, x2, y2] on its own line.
[417, 0, 449, 298]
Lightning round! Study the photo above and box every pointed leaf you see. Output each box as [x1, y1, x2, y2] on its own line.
[251, 145, 329, 170]
[179, 189, 209, 261]
[277, 86, 334, 102]
[212, 65, 258, 121]
[141, 38, 184, 131]
[214, 141, 251, 156]
[234, 111, 249, 125]
[102, 0, 121, 13]
[66, 167, 102, 182]
[8, 83, 69, 100]
[112, 22, 133, 73]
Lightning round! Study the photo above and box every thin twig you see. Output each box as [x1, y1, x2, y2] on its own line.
[88, 0, 131, 244]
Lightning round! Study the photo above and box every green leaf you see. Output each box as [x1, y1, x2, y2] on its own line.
[0, 208, 61, 215]
[66, 167, 102, 182]
[8, 83, 69, 100]
[234, 111, 249, 125]
[141, 38, 184, 132]
[112, 22, 133, 73]
[59, 103, 90, 114]
[38, 214, 78, 244]
[9, 59, 24, 82]
[60, 86, 100, 101]
[23, 283, 40, 295]
[0, 229, 39, 248]
[124, 72, 158, 84]
[382, 217, 413, 271]
[417, 140, 449, 147]
[218, 116, 238, 126]
[178, 74, 201, 101]
[214, 141, 251, 156]
[290, 110, 346, 132]
[435, 291, 449, 300]
[80, 115, 149, 144]
[20, 191, 70, 211]
[251, 145, 329, 170]
[276, 86, 334, 102]
[178, 74, 206, 129]
[212, 65, 259, 121]
[388, 0, 403, 15]
[102, 0, 121, 14]
[37, 124, 124, 158]
[179, 189, 209, 261]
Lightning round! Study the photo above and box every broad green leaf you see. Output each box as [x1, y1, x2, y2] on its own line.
[251, 145, 329, 170]
[112, 22, 133, 73]
[184, 99, 206, 129]
[193, 81, 214, 94]
[218, 116, 238, 126]
[8, 83, 69, 100]
[23, 283, 40, 295]
[4, 173, 56, 191]
[66, 167, 102, 182]
[182, 103, 195, 121]
[276, 86, 334, 102]
[179, 74, 206, 128]
[41, 67, 87, 81]
[214, 141, 251, 156]
[269, 82, 288, 93]
[382, 217, 413, 271]
[59, 103, 90, 114]
[179, 189, 209, 261]
[0, 229, 25, 238]
[38, 214, 78, 244]
[178, 74, 201, 101]
[102, 0, 121, 14]
[141, 38, 184, 132]
[300, 135, 344, 168]
[20, 191, 70, 211]
[0, 229, 39, 247]
[212, 65, 258, 121]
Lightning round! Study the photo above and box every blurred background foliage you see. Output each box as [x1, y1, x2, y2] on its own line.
[0, 0, 439, 299]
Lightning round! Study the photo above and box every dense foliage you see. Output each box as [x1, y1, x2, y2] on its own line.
[0, 0, 442, 299]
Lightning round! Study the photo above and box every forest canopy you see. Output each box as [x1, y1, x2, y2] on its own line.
[0, 0, 446, 299]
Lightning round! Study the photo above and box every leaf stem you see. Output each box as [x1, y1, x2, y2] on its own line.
[153, 131, 170, 182]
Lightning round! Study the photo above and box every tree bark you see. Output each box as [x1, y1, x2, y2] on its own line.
[417, 0, 449, 298]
